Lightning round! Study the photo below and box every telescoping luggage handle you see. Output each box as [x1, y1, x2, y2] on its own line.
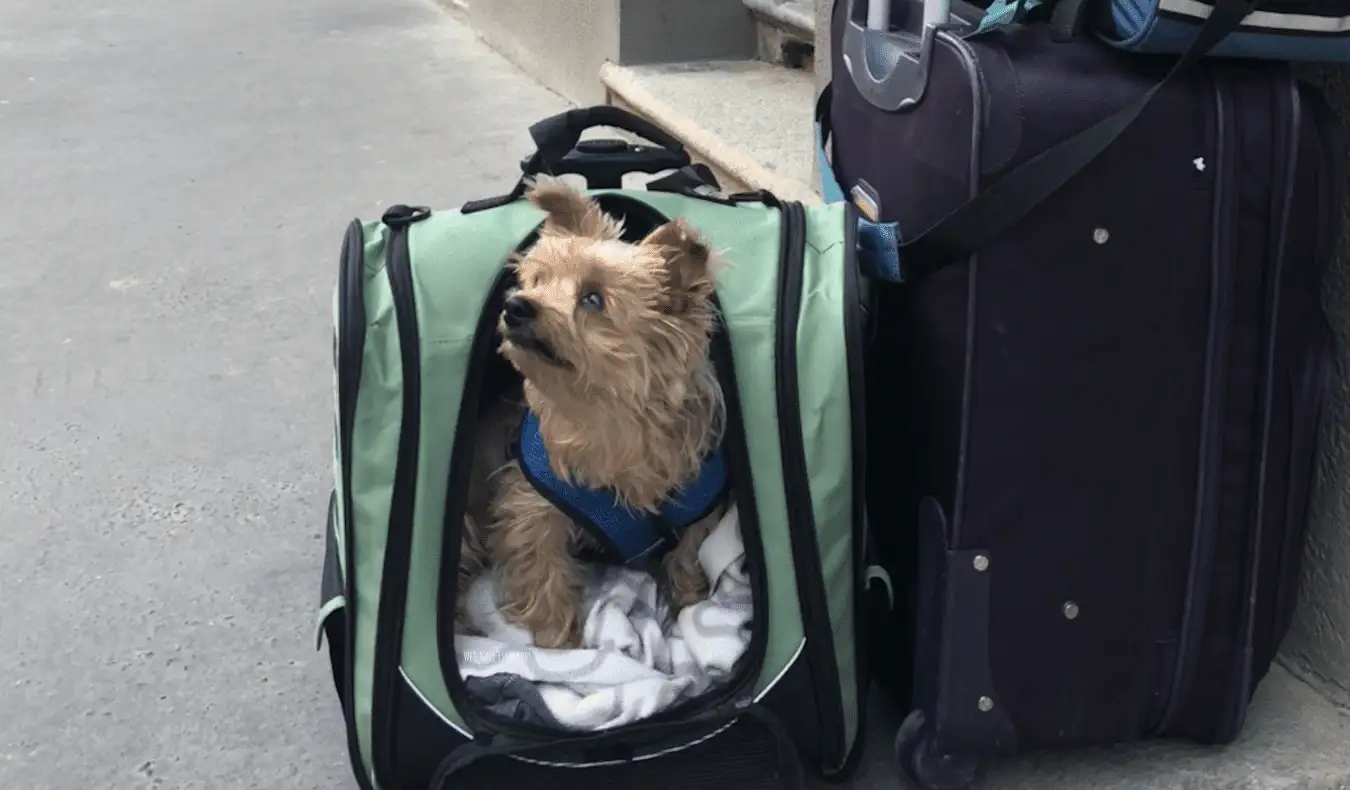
[839, 0, 960, 111]
[827, 0, 1262, 282]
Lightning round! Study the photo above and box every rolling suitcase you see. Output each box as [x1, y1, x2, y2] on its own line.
[819, 0, 1342, 786]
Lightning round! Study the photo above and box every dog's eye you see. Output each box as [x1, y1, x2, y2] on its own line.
[578, 290, 605, 312]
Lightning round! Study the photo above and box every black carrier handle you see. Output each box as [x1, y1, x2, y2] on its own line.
[461, 106, 709, 214]
[518, 106, 693, 190]
[524, 106, 687, 173]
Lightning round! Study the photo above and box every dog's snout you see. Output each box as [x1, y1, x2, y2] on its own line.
[503, 294, 538, 328]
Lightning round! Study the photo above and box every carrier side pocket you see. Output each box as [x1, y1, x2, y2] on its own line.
[317, 490, 349, 708]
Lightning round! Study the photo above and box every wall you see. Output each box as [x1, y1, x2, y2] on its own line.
[469, 0, 757, 105]
[469, 0, 621, 105]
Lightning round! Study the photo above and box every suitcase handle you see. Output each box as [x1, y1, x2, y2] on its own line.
[897, 0, 1258, 276]
[840, 0, 976, 112]
[825, 0, 1262, 282]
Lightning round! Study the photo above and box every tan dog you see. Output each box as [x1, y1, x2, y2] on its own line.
[459, 179, 728, 649]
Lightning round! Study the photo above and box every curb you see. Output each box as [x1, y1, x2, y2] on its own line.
[599, 62, 821, 204]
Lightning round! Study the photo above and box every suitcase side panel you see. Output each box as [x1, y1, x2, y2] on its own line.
[954, 62, 1222, 749]
[1172, 70, 1339, 744]
[832, 0, 1338, 762]
[1161, 64, 1276, 742]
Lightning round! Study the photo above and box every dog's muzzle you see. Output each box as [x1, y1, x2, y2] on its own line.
[503, 294, 537, 329]
[501, 296, 570, 368]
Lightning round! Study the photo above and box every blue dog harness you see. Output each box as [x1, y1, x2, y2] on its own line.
[515, 410, 729, 564]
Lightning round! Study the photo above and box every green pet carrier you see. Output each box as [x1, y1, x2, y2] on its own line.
[316, 106, 878, 789]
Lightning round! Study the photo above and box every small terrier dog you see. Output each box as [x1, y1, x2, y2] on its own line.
[460, 178, 729, 649]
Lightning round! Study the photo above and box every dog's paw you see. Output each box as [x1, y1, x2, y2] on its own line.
[668, 568, 711, 611]
[533, 619, 582, 650]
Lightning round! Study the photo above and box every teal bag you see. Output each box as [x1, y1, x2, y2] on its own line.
[316, 107, 883, 790]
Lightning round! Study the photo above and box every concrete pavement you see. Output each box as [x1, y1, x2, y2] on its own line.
[7, 1, 1343, 789]
[0, 1, 912, 787]
[0, 0, 575, 787]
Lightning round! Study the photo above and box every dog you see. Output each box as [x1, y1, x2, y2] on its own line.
[458, 178, 729, 649]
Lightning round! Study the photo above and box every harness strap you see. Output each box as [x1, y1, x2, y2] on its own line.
[515, 411, 728, 564]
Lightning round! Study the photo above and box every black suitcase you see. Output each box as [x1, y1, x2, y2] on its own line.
[822, 0, 1341, 786]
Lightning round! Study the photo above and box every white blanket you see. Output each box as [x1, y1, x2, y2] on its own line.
[455, 505, 753, 732]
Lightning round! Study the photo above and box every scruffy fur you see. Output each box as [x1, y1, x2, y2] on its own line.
[459, 178, 728, 649]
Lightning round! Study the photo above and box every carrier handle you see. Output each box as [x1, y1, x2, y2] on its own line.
[428, 704, 808, 789]
[522, 105, 689, 178]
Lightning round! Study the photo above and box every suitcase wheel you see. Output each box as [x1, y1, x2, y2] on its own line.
[894, 710, 981, 790]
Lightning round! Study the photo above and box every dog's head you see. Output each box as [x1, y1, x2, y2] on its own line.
[498, 179, 720, 406]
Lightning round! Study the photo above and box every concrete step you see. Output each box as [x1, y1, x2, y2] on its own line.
[600, 59, 819, 202]
[745, 0, 816, 69]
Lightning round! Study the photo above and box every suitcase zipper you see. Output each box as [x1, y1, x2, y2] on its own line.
[335, 218, 377, 790]
[1271, 319, 1334, 645]
[1155, 71, 1231, 737]
[774, 200, 848, 770]
[1218, 73, 1302, 744]
[1270, 82, 1340, 655]
[370, 206, 430, 786]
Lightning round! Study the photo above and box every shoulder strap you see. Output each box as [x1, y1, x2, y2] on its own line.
[827, 0, 1259, 281]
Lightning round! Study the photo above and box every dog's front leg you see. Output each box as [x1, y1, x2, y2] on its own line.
[663, 510, 717, 610]
[490, 468, 586, 649]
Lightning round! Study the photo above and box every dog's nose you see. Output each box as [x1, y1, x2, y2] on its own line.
[503, 294, 538, 328]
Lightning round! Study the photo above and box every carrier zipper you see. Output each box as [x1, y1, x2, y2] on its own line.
[839, 201, 871, 772]
[774, 200, 848, 770]
[436, 217, 771, 745]
[1155, 71, 1231, 736]
[335, 218, 377, 790]
[370, 206, 432, 786]
[436, 259, 516, 738]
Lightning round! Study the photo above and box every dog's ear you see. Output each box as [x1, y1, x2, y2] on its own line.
[641, 219, 715, 312]
[526, 178, 621, 239]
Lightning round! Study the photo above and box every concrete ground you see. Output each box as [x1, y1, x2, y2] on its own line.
[2, 0, 1346, 789]
[0, 0, 901, 787]
[0, 0, 568, 787]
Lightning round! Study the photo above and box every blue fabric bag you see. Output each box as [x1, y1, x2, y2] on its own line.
[1097, 0, 1350, 60]
[976, 0, 1350, 61]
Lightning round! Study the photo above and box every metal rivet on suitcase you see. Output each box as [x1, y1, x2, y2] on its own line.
[1093, 228, 1110, 244]
[977, 696, 994, 712]
[1063, 601, 1080, 620]
[972, 555, 989, 572]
